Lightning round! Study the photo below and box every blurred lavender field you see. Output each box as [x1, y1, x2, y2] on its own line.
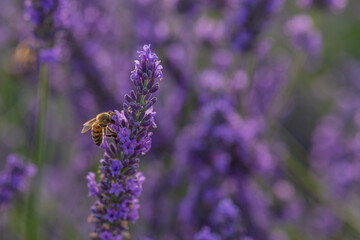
[1, 0, 360, 239]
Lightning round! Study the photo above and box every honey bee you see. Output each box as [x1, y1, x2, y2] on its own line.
[81, 111, 117, 146]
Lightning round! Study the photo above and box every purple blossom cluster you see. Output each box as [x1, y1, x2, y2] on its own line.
[284, 15, 322, 57]
[24, 0, 60, 36]
[228, 0, 284, 51]
[0, 154, 36, 209]
[24, 0, 64, 62]
[86, 45, 162, 240]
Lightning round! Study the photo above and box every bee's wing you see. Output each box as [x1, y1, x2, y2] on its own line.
[81, 118, 96, 133]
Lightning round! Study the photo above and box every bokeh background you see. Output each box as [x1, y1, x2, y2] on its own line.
[1, 0, 360, 239]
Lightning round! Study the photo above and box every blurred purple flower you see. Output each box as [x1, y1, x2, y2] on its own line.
[210, 198, 244, 238]
[110, 160, 123, 177]
[0, 154, 36, 209]
[24, 0, 64, 55]
[228, 0, 284, 51]
[174, 97, 285, 239]
[311, 61, 360, 199]
[38, 46, 62, 62]
[195, 226, 221, 240]
[213, 198, 239, 223]
[24, 0, 57, 26]
[86, 172, 98, 197]
[194, 16, 225, 45]
[87, 45, 162, 239]
[109, 182, 124, 197]
[311, 114, 360, 197]
[284, 15, 322, 57]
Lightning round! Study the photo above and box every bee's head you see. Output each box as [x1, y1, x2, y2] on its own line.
[97, 111, 115, 126]
[108, 111, 116, 123]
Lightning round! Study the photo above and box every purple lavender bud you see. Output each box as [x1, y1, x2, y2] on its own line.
[87, 45, 162, 239]
[123, 168, 137, 177]
[123, 110, 131, 122]
[142, 89, 148, 95]
[130, 102, 137, 110]
[149, 83, 160, 93]
[142, 113, 152, 122]
[144, 94, 152, 102]
[284, 15, 322, 57]
[150, 98, 157, 105]
[125, 94, 132, 103]
[109, 143, 119, 157]
[147, 76, 156, 90]
[130, 91, 137, 101]
[140, 119, 152, 127]
[144, 98, 157, 110]
[129, 117, 135, 127]
[87, 172, 99, 197]
[0, 154, 36, 209]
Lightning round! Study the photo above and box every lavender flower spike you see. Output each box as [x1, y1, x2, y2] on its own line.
[228, 0, 284, 52]
[87, 44, 162, 240]
[24, 0, 63, 62]
[0, 154, 36, 209]
[24, 0, 60, 40]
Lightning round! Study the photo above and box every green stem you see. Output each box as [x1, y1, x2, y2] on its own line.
[245, 53, 257, 86]
[275, 123, 360, 235]
[268, 52, 304, 120]
[25, 63, 49, 240]
[37, 64, 49, 167]
[266, 50, 360, 235]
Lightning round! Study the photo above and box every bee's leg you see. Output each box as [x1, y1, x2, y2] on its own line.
[107, 127, 117, 134]
[105, 127, 117, 138]
[105, 133, 117, 138]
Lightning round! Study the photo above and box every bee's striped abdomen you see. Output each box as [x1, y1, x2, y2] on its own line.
[92, 123, 103, 146]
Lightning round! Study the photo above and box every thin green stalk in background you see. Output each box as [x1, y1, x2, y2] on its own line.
[25, 63, 49, 240]
[273, 122, 360, 237]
